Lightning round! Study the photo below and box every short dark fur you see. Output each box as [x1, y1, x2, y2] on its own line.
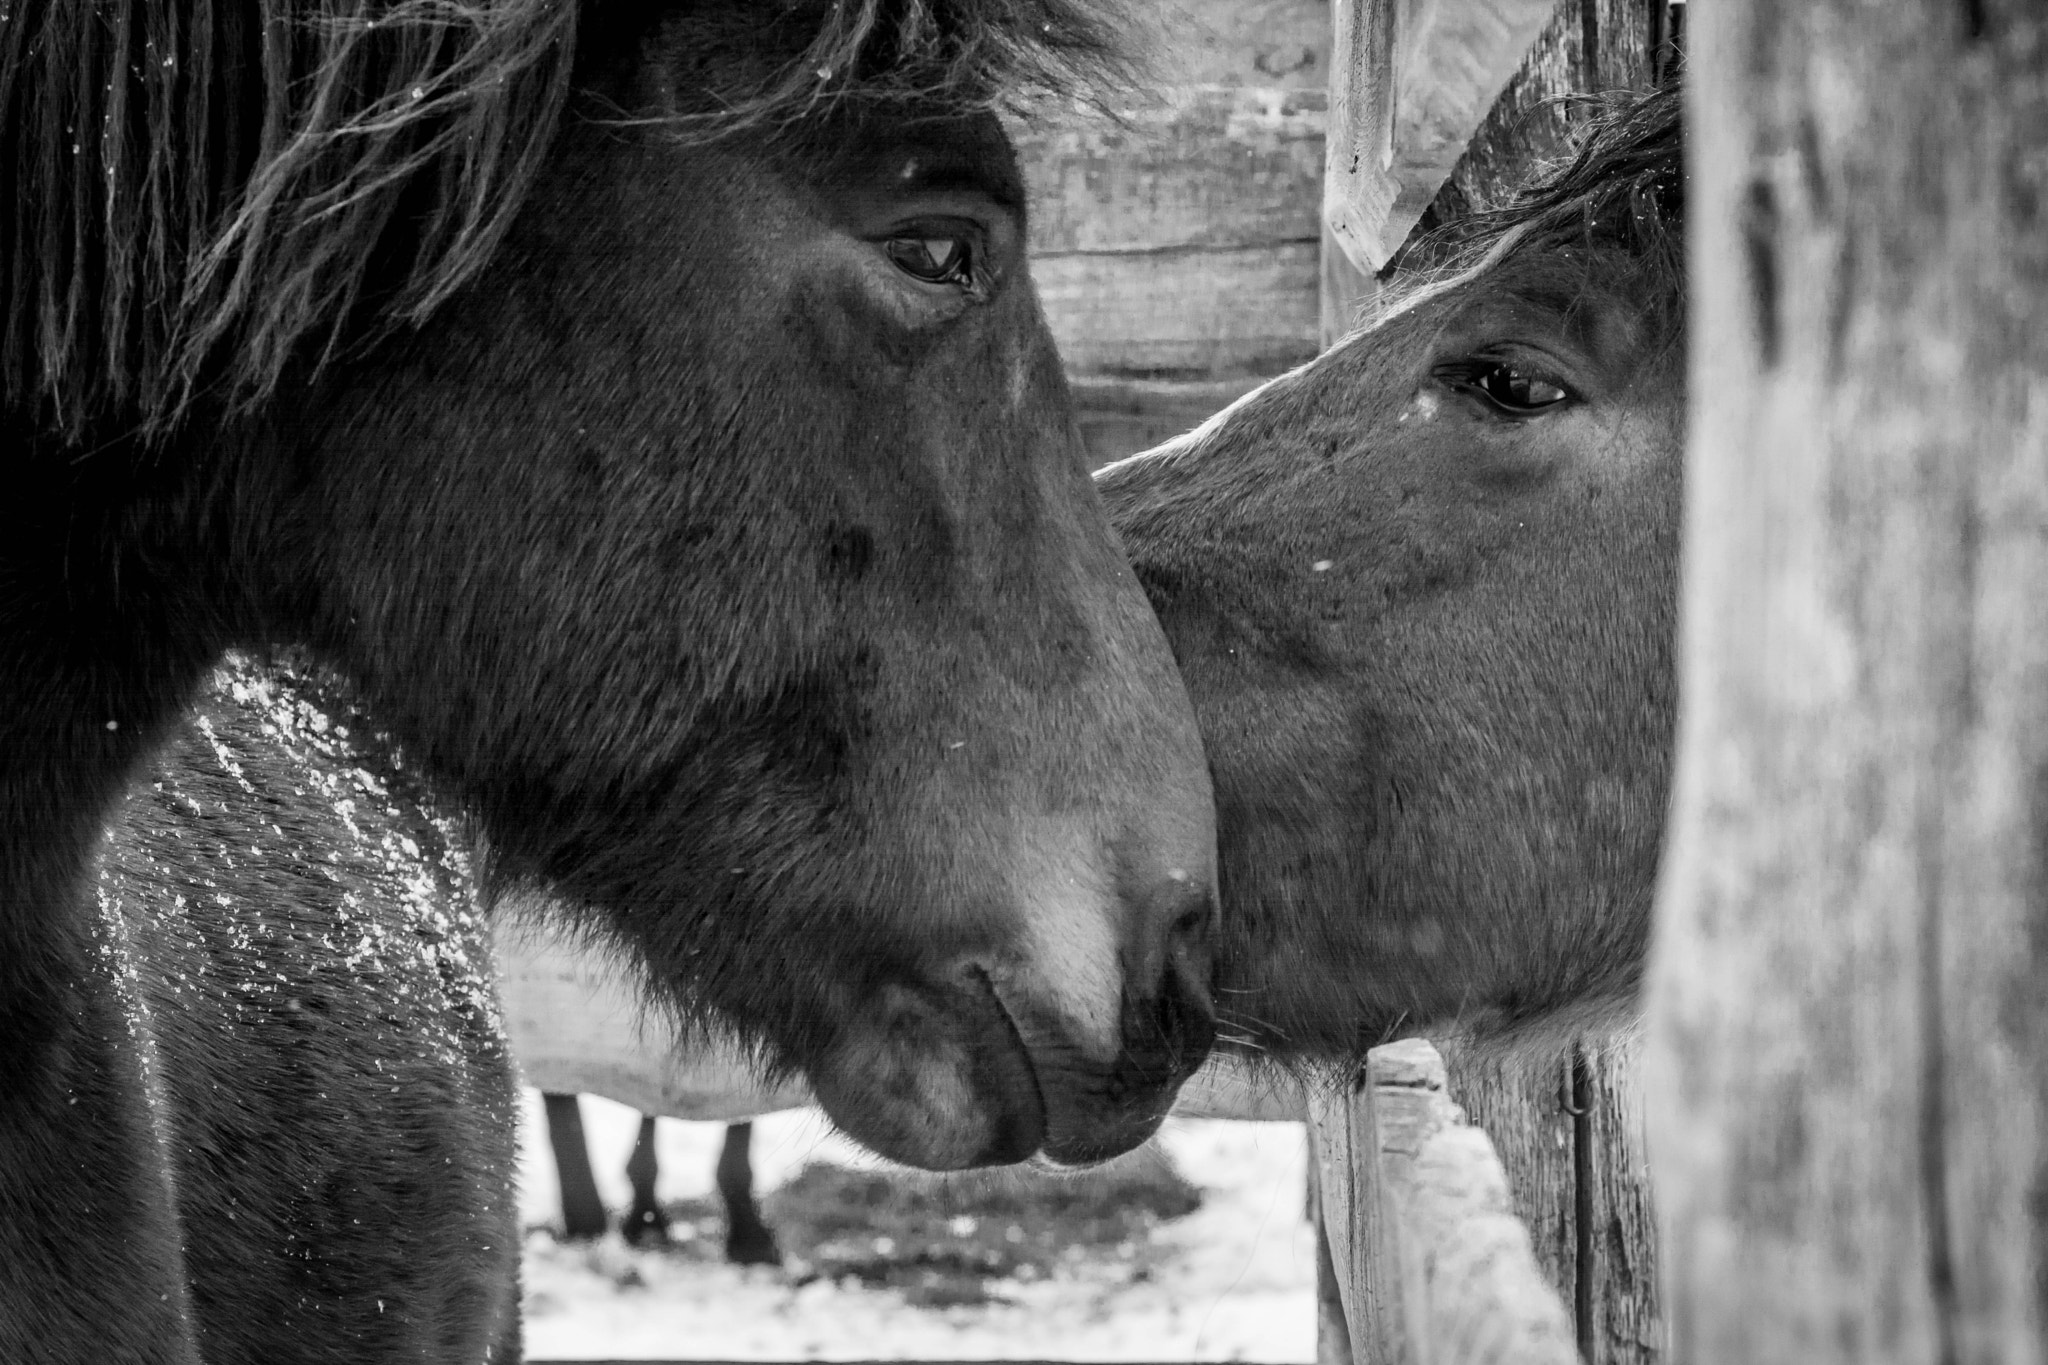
[1102, 87, 1685, 1059]
[101, 657, 522, 1362]
[3, 0, 1217, 1359]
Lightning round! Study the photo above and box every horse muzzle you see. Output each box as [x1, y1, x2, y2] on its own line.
[805, 877, 1218, 1170]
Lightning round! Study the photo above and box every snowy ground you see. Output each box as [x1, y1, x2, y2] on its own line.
[517, 1090, 1318, 1361]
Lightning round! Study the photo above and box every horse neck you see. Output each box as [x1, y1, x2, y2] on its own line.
[0, 434, 260, 991]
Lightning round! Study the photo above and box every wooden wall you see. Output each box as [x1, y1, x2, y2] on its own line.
[1014, 0, 1332, 465]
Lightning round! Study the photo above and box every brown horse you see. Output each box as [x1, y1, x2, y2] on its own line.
[1101, 89, 1685, 1059]
[2, 2, 1217, 1360]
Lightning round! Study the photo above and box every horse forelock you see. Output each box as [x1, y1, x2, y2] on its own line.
[623, 0, 1134, 137]
[1, 0, 577, 445]
[1368, 86, 1686, 342]
[1, 0, 1130, 448]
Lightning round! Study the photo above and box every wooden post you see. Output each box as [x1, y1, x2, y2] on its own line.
[1308, 1042, 1580, 1364]
[1439, 1039, 1659, 1365]
[1647, 4, 2048, 1361]
[1323, 0, 1560, 276]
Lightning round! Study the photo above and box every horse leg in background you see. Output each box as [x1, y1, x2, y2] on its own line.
[542, 1094, 610, 1241]
[718, 1122, 782, 1266]
[622, 1115, 670, 1246]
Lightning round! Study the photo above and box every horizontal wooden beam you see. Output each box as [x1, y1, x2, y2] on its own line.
[1014, 88, 1325, 255]
[1035, 241, 1321, 376]
[1015, 0, 1329, 381]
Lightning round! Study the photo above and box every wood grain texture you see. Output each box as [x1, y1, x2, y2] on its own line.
[1645, 4, 2048, 1362]
[1015, 88, 1326, 255]
[1033, 242, 1322, 376]
[1580, 1042, 1659, 1365]
[1308, 1041, 1579, 1365]
[1017, 0, 1329, 379]
[1324, 0, 1559, 271]
[1072, 374, 1269, 469]
[1440, 1044, 1580, 1316]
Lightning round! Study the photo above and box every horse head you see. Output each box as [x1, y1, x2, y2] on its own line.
[2, 0, 1214, 1172]
[1099, 91, 1685, 1058]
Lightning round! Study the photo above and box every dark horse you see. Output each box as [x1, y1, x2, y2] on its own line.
[2, 2, 1219, 1359]
[543, 1097, 780, 1263]
[1101, 89, 1685, 1059]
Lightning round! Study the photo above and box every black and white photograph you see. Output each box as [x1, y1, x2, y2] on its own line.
[4, 1, 2042, 1362]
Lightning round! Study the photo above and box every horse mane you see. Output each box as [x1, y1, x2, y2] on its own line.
[0, 0, 1129, 446]
[1373, 85, 1685, 336]
[642, 0, 1132, 137]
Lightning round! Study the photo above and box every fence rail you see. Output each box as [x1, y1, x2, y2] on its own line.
[1308, 1041, 1583, 1365]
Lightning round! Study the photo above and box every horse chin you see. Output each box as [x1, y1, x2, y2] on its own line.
[805, 974, 1048, 1170]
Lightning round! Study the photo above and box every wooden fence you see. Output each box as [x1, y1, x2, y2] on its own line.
[1309, 1042, 1579, 1365]
[1306, 1041, 1659, 1365]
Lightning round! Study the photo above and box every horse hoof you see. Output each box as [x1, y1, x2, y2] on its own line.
[726, 1229, 782, 1267]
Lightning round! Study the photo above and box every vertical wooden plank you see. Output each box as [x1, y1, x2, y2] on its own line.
[1324, 0, 1559, 273]
[1324, 0, 1400, 276]
[1321, 216, 1380, 344]
[1307, 1073, 1373, 1361]
[1311, 1153, 1361, 1365]
[1403, 1126, 1582, 1365]
[1442, 1040, 1662, 1365]
[1363, 1042, 1464, 1363]
[1440, 1044, 1580, 1316]
[1580, 1042, 1660, 1365]
[1646, 3, 2048, 1362]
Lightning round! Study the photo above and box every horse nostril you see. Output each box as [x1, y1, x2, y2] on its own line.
[1116, 876, 1218, 1086]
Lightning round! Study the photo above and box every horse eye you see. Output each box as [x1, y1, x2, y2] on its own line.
[1471, 363, 1570, 413]
[885, 235, 970, 284]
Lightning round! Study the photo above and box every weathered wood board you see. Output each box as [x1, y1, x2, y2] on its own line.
[1646, 2, 2048, 1361]
[1071, 374, 1269, 470]
[1035, 242, 1321, 376]
[1016, 0, 1331, 463]
[1308, 1040, 1580, 1365]
[1439, 1038, 1660, 1365]
[1324, 0, 1561, 273]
